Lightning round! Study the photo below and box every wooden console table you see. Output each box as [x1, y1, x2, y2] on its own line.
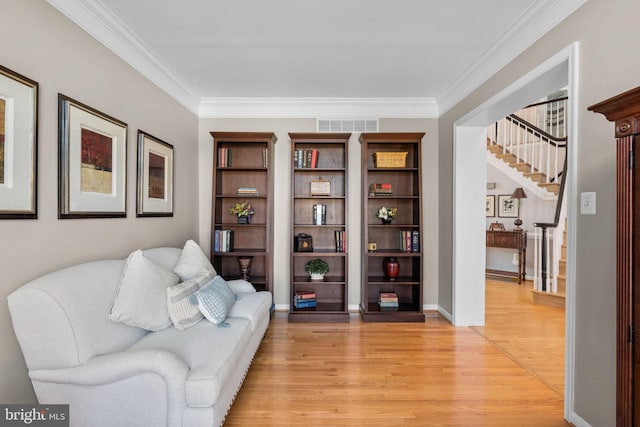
[486, 230, 527, 284]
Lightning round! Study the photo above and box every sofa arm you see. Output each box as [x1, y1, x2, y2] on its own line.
[226, 279, 256, 294]
[29, 349, 189, 386]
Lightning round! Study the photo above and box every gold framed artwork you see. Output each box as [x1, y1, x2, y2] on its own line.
[0, 64, 38, 219]
[486, 195, 495, 217]
[136, 130, 174, 217]
[58, 94, 127, 218]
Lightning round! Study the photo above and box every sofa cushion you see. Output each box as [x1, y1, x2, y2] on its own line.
[195, 276, 236, 325]
[127, 317, 252, 407]
[173, 240, 217, 281]
[166, 268, 212, 330]
[109, 250, 179, 331]
[228, 291, 272, 333]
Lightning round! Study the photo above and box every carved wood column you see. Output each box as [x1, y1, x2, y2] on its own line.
[589, 87, 640, 427]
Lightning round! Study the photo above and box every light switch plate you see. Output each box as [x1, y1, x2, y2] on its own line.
[581, 192, 596, 215]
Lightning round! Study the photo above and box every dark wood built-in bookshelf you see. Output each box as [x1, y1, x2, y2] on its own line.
[210, 132, 277, 292]
[360, 132, 425, 322]
[289, 133, 350, 322]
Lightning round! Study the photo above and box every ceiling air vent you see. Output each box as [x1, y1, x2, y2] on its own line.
[317, 119, 378, 132]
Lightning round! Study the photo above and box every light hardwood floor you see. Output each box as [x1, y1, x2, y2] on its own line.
[224, 279, 567, 426]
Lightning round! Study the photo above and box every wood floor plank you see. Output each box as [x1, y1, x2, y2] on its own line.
[223, 279, 568, 426]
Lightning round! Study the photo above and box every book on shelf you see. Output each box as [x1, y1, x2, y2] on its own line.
[399, 230, 420, 252]
[294, 299, 317, 309]
[294, 291, 317, 300]
[294, 149, 319, 169]
[378, 291, 399, 308]
[217, 147, 232, 167]
[334, 230, 346, 252]
[313, 204, 326, 225]
[262, 148, 268, 168]
[213, 229, 234, 252]
[237, 187, 258, 196]
[369, 183, 393, 197]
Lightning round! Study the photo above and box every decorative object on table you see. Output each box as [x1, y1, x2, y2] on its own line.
[0, 64, 38, 219]
[294, 233, 313, 252]
[369, 183, 393, 197]
[229, 201, 254, 223]
[486, 195, 495, 217]
[497, 194, 519, 219]
[58, 94, 127, 218]
[237, 256, 253, 280]
[383, 257, 400, 281]
[377, 206, 397, 224]
[489, 222, 505, 231]
[310, 179, 331, 196]
[510, 187, 528, 230]
[136, 130, 174, 217]
[373, 151, 408, 168]
[313, 204, 326, 225]
[305, 258, 329, 281]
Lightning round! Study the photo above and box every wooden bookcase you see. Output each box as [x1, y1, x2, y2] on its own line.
[360, 132, 425, 322]
[209, 131, 277, 292]
[288, 133, 350, 322]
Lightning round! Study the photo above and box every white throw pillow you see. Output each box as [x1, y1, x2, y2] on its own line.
[173, 239, 217, 281]
[166, 268, 212, 330]
[109, 249, 179, 331]
[195, 275, 236, 326]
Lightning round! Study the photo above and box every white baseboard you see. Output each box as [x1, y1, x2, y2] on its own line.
[568, 412, 592, 427]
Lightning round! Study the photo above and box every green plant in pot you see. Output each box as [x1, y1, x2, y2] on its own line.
[229, 202, 255, 224]
[305, 258, 329, 281]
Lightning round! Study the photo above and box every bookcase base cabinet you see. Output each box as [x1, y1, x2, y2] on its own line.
[359, 306, 425, 323]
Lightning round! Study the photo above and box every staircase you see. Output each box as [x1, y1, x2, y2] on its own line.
[486, 96, 568, 308]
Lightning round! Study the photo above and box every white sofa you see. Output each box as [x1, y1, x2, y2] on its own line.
[7, 246, 272, 427]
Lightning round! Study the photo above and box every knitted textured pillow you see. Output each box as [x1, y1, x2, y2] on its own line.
[166, 268, 212, 330]
[195, 275, 236, 327]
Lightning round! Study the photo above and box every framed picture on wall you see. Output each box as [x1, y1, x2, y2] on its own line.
[498, 194, 519, 218]
[0, 64, 38, 219]
[486, 195, 495, 217]
[58, 94, 127, 218]
[136, 130, 174, 217]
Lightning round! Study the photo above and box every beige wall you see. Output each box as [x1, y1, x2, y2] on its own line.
[0, 0, 199, 402]
[439, 0, 638, 424]
[198, 118, 438, 309]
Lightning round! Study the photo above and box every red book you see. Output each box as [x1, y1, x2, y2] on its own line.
[311, 149, 318, 168]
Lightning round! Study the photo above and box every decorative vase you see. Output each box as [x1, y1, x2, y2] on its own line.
[383, 257, 400, 281]
[237, 215, 251, 224]
[310, 273, 325, 281]
[238, 256, 253, 281]
[381, 218, 393, 225]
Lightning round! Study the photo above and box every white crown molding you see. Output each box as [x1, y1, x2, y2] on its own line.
[199, 97, 438, 119]
[437, 0, 587, 115]
[47, 0, 200, 114]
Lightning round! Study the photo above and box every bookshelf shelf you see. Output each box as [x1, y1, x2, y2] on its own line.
[210, 131, 276, 293]
[360, 132, 426, 322]
[289, 132, 351, 323]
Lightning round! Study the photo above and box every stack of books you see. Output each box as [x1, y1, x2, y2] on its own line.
[334, 230, 346, 252]
[379, 291, 399, 311]
[237, 187, 258, 196]
[399, 230, 420, 252]
[217, 147, 232, 167]
[369, 183, 393, 197]
[213, 229, 234, 252]
[313, 204, 326, 225]
[294, 291, 317, 309]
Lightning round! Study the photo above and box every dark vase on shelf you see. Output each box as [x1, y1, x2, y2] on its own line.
[381, 218, 393, 225]
[383, 257, 399, 281]
[237, 215, 251, 224]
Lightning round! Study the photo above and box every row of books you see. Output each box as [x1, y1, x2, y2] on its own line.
[379, 291, 399, 311]
[369, 183, 393, 197]
[334, 230, 346, 253]
[213, 229, 234, 252]
[293, 291, 317, 309]
[217, 148, 269, 168]
[400, 230, 420, 253]
[293, 149, 319, 168]
[237, 187, 258, 196]
[313, 204, 326, 225]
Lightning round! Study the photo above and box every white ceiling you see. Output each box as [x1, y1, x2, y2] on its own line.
[47, 0, 586, 117]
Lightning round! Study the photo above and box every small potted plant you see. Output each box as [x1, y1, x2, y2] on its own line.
[229, 202, 255, 224]
[305, 259, 330, 281]
[377, 206, 397, 224]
